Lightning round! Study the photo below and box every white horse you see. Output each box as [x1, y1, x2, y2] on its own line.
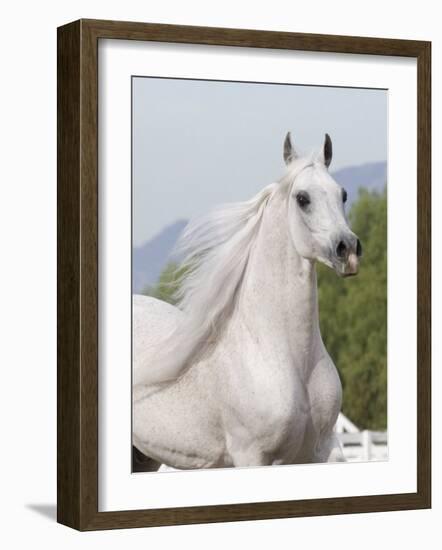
[132, 132, 362, 471]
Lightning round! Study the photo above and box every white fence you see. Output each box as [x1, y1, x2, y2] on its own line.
[335, 413, 388, 462]
[338, 430, 388, 462]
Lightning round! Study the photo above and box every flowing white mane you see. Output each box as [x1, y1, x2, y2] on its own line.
[135, 158, 312, 387]
[174, 183, 277, 313]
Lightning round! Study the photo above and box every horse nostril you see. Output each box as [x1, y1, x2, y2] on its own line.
[336, 240, 347, 258]
[356, 239, 362, 257]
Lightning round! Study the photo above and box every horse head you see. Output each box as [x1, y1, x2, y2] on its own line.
[284, 132, 362, 277]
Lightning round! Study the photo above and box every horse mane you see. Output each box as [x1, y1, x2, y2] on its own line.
[134, 158, 312, 387]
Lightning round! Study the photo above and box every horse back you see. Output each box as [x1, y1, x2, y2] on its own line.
[133, 295, 183, 380]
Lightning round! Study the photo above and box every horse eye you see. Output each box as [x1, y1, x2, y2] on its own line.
[296, 192, 311, 208]
[342, 189, 348, 203]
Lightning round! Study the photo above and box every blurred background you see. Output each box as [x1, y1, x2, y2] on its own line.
[133, 76, 387, 461]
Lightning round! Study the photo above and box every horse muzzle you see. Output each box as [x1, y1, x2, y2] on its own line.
[333, 236, 362, 277]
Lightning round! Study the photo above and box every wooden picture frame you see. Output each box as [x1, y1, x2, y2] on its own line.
[57, 18, 431, 531]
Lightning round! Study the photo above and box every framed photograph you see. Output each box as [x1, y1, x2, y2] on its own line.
[57, 19, 431, 530]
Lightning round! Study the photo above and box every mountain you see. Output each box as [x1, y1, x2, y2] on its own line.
[132, 219, 187, 293]
[332, 161, 387, 206]
[132, 161, 386, 293]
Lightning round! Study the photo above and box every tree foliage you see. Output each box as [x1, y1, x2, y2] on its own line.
[317, 187, 387, 430]
[140, 261, 184, 304]
[143, 188, 387, 430]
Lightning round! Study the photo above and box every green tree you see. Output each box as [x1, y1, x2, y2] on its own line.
[141, 262, 186, 305]
[317, 187, 387, 430]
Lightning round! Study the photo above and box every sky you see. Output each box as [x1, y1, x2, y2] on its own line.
[133, 77, 387, 246]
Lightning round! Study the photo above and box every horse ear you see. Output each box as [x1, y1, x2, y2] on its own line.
[323, 133, 332, 168]
[283, 132, 298, 165]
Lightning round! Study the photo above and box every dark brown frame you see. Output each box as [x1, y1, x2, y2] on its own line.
[57, 18, 431, 531]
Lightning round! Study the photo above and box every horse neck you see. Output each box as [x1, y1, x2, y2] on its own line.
[237, 192, 321, 370]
